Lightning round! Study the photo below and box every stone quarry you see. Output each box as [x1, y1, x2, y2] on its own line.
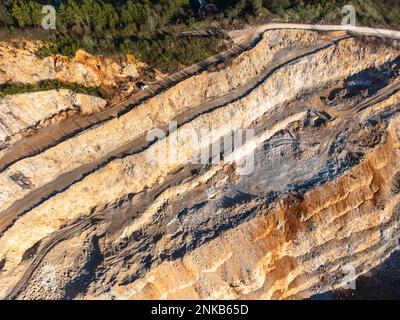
[0, 26, 399, 299]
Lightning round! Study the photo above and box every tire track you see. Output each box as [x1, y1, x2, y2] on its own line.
[0, 44, 245, 173]
[3, 217, 97, 300]
[3, 23, 400, 299]
[0, 36, 350, 236]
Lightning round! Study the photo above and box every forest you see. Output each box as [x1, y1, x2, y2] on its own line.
[0, 0, 399, 72]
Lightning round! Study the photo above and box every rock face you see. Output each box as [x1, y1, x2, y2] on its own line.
[0, 90, 106, 157]
[0, 28, 399, 300]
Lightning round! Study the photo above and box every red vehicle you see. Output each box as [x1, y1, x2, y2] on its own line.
[205, 3, 219, 12]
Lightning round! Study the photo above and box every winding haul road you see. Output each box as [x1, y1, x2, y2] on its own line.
[1, 23, 400, 299]
[1, 24, 400, 173]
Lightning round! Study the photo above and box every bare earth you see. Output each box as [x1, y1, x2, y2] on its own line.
[0, 24, 400, 300]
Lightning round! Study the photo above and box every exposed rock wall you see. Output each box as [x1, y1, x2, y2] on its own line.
[0, 90, 106, 156]
[0, 41, 144, 87]
[0, 28, 399, 300]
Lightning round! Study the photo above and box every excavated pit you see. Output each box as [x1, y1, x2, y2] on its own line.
[0, 27, 399, 300]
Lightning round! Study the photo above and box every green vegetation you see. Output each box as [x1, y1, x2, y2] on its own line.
[0, 80, 105, 98]
[0, 1, 399, 72]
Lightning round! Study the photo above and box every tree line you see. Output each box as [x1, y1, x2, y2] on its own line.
[0, 1, 399, 72]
